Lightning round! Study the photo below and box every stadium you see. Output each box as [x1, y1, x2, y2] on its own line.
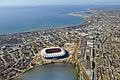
[41, 47, 68, 59]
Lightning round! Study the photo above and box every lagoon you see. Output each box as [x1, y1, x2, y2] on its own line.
[15, 63, 77, 80]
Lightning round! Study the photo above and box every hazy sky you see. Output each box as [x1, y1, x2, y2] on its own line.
[0, 0, 120, 6]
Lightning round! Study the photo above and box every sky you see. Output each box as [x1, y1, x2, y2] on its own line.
[0, 0, 120, 6]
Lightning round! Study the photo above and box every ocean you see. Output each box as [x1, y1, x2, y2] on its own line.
[0, 5, 119, 35]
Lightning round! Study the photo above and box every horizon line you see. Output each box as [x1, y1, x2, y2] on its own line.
[0, 4, 120, 7]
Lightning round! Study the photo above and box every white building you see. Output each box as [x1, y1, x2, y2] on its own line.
[41, 47, 66, 59]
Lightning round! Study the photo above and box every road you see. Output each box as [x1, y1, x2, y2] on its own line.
[73, 40, 91, 80]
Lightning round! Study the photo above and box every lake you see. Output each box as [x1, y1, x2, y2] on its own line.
[15, 63, 77, 80]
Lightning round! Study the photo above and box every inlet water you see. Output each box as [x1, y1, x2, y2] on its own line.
[15, 63, 77, 80]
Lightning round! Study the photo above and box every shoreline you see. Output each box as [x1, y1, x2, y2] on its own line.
[0, 24, 81, 36]
[0, 21, 86, 36]
[0, 8, 120, 80]
[0, 9, 88, 36]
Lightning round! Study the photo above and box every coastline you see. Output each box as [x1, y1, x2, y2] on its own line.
[0, 14, 86, 36]
[0, 9, 93, 80]
[0, 23, 86, 37]
[0, 6, 89, 36]
[0, 5, 86, 36]
[0, 7, 120, 80]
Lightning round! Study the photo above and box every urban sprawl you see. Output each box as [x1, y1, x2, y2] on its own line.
[0, 8, 120, 80]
